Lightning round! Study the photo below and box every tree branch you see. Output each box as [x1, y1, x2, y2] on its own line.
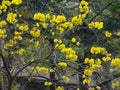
[90, 0, 116, 22]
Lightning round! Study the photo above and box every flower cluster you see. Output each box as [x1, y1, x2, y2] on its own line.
[90, 47, 107, 55]
[32, 66, 49, 74]
[11, 0, 22, 5]
[54, 38, 78, 62]
[111, 58, 120, 67]
[88, 22, 103, 30]
[6, 12, 17, 24]
[17, 24, 29, 31]
[82, 78, 91, 85]
[0, 0, 11, 14]
[0, 29, 7, 39]
[112, 80, 119, 87]
[4, 40, 16, 49]
[30, 28, 41, 38]
[44, 81, 52, 86]
[90, 46, 111, 62]
[79, 0, 89, 18]
[58, 62, 67, 67]
[33, 12, 45, 22]
[63, 48, 78, 62]
[84, 69, 93, 76]
[0, 20, 7, 27]
[50, 15, 66, 24]
[72, 15, 82, 25]
[71, 37, 80, 46]
[14, 31, 23, 40]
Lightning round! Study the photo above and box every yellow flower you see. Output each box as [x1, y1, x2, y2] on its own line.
[0, 20, 7, 27]
[72, 15, 82, 25]
[84, 69, 93, 76]
[94, 22, 103, 30]
[59, 44, 65, 50]
[62, 22, 73, 29]
[88, 87, 95, 90]
[76, 42, 80, 46]
[96, 86, 101, 90]
[56, 15, 66, 23]
[71, 37, 76, 43]
[58, 40, 62, 44]
[2, 1, 11, 6]
[42, 22, 47, 29]
[102, 56, 111, 62]
[7, 12, 17, 24]
[84, 58, 89, 64]
[54, 38, 58, 43]
[33, 13, 45, 21]
[111, 58, 120, 67]
[62, 76, 70, 83]
[30, 29, 41, 38]
[79, 0, 89, 15]
[17, 48, 25, 55]
[11, 0, 22, 5]
[76, 88, 80, 90]
[44, 81, 52, 86]
[39, 67, 49, 74]
[46, 13, 51, 19]
[56, 86, 64, 90]
[112, 81, 119, 87]
[34, 41, 39, 47]
[105, 31, 112, 37]
[58, 62, 67, 67]
[83, 79, 91, 84]
[88, 22, 103, 30]
[0, 29, 7, 39]
[49, 69, 55, 72]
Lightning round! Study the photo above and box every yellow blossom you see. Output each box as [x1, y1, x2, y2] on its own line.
[39, 67, 49, 74]
[56, 15, 66, 23]
[111, 58, 120, 67]
[59, 44, 65, 50]
[58, 62, 67, 67]
[76, 42, 80, 46]
[7, 12, 17, 24]
[83, 79, 91, 84]
[0, 20, 7, 27]
[112, 81, 119, 87]
[54, 38, 58, 43]
[71, 37, 76, 43]
[42, 22, 47, 28]
[17, 48, 25, 55]
[84, 69, 93, 76]
[96, 86, 101, 90]
[88, 87, 95, 90]
[105, 31, 112, 37]
[72, 15, 82, 25]
[0, 29, 7, 39]
[12, 0, 22, 5]
[88, 22, 103, 30]
[62, 76, 70, 83]
[30, 29, 41, 38]
[56, 86, 64, 90]
[33, 12, 45, 21]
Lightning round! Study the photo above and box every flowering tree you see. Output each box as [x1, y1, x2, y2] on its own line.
[0, 0, 120, 90]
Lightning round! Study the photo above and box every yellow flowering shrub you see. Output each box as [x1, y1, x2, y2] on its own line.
[0, 0, 118, 90]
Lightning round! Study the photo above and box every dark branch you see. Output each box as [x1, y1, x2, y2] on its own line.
[90, 0, 116, 22]
[0, 53, 12, 80]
